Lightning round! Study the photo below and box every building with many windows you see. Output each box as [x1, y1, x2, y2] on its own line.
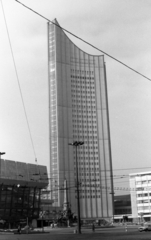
[129, 171, 151, 221]
[47, 19, 114, 220]
[0, 158, 48, 228]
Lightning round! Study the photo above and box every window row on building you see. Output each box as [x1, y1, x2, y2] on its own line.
[72, 105, 96, 109]
[72, 84, 95, 89]
[74, 155, 99, 159]
[72, 94, 96, 98]
[75, 173, 100, 176]
[71, 76, 95, 81]
[79, 179, 100, 183]
[74, 154, 99, 158]
[136, 180, 151, 185]
[74, 145, 99, 149]
[74, 168, 100, 171]
[74, 162, 99, 165]
[72, 91, 95, 94]
[73, 127, 97, 130]
[72, 136, 98, 140]
[137, 193, 151, 197]
[138, 199, 151, 203]
[71, 69, 94, 75]
[72, 102, 96, 105]
[138, 206, 151, 210]
[80, 190, 101, 193]
[137, 187, 151, 191]
[71, 84, 96, 90]
[76, 195, 101, 199]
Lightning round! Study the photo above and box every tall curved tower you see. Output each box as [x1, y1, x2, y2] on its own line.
[47, 19, 114, 220]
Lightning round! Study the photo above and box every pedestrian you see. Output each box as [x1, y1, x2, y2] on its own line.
[17, 224, 21, 234]
[92, 223, 95, 232]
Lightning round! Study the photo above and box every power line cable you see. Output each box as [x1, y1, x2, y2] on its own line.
[41, 177, 139, 193]
[40, 175, 146, 194]
[14, 0, 151, 82]
[113, 166, 151, 172]
[0, 0, 37, 162]
[47, 165, 151, 173]
[48, 183, 136, 194]
[2, 0, 151, 172]
[39, 171, 128, 181]
[44, 165, 151, 175]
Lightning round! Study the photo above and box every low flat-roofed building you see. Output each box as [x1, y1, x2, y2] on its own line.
[114, 194, 132, 222]
[114, 194, 132, 215]
[129, 171, 151, 222]
[0, 158, 48, 228]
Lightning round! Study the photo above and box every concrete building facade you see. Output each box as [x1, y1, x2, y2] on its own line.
[130, 171, 151, 221]
[47, 19, 113, 220]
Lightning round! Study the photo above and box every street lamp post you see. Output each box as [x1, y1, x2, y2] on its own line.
[69, 141, 84, 234]
[110, 191, 115, 224]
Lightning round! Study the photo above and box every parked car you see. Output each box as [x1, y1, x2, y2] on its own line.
[138, 222, 151, 232]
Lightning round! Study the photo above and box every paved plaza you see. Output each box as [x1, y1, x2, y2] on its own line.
[0, 226, 151, 240]
[0, 232, 151, 240]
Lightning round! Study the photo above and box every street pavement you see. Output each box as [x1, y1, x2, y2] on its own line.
[0, 225, 151, 240]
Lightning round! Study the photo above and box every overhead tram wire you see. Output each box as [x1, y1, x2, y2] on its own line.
[14, 0, 151, 82]
[46, 181, 137, 194]
[113, 166, 151, 172]
[39, 175, 137, 193]
[0, 0, 37, 162]
[44, 164, 151, 174]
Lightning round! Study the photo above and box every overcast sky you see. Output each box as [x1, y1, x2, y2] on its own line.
[0, 0, 151, 194]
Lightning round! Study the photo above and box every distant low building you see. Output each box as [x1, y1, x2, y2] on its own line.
[114, 194, 132, 216]
[129, 171, 151, 222]
[0, 158, 48, 228]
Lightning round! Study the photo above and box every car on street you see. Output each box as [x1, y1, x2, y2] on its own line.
[138, 222, 151, 232]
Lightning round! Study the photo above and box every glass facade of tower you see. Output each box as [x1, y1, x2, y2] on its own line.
[0, 159, 48, 226]
[48, 20, 113, 219]
[0, 184, 41, 223]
